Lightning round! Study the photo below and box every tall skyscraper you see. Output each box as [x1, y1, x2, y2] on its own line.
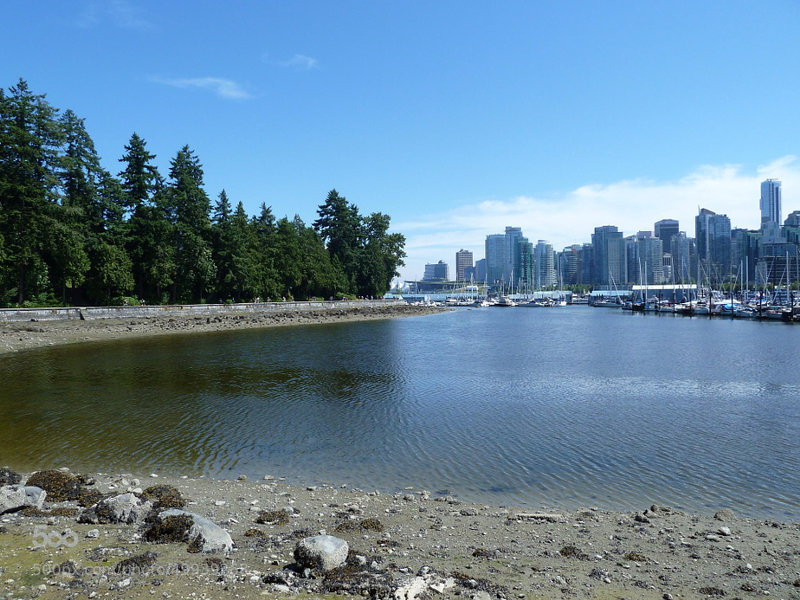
[695, 208, 731, 282]
[591, 225, 625, 286]
[760, 179, 782, 232]
[485, 234, 505, 283]
[534, 240, 556, 288]
[485, 227, 530, 287]
[654, 219, 679, 255]
[455, 249, 473, 282]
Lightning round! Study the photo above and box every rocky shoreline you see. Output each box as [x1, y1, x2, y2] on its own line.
[1, 467, 798, 600]
[0, 303, 444, 355]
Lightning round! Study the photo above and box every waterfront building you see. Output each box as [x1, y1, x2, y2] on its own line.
[474, 258, 487, 283]
[516, 237, 534, 290]
[695, 208, 732, 284]
[578, 243, 593, 285]
[423, 260, 449, 281]
[670, 232, 695, 283]
[485, 234, 505, 284]
[561, 245, 581, 285]
[485, 227, 533, 289]
[591, 225, 625, 286]
[534, 240, 556, 289]
[755, 241, 800, 287]
[731, 228, 760, 283]
[455, 249, 473, 282]
[662, 253, 673, 284]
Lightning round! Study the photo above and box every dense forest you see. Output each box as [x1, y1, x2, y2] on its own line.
[0, 79, 406, 307]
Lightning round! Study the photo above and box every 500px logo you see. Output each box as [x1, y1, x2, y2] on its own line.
[32, 525, 78, 549]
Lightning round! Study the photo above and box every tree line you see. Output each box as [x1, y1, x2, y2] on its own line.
[0, 79, 405, 307]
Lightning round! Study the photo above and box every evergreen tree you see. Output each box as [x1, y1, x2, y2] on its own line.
[250, 203, 280, 300]
[0, 79, 63, 303]
[166, 146, 215, 302]
[119, 133, 165, 300]
[358, 212, 406, 297]
[313, 189, 363, 292]
[118, 132, 159, 216]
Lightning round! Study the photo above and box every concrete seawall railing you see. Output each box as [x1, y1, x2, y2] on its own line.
[0, 298, 405, 323]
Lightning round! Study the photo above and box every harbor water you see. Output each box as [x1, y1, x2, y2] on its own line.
[2, 306, 799, 519]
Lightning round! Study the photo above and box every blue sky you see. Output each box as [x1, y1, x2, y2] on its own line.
[3, 1, 800, 283]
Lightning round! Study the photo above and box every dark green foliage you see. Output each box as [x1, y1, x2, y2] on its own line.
[314, 190, 405, 297]
[0, 80, 406, 306]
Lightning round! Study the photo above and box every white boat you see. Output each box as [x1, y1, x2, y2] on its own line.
[493, 295, 517, 307]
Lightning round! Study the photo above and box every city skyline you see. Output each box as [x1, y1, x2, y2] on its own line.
[415, 177, 797, 288]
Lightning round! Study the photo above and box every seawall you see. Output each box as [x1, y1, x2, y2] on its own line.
[0, 298, 406, 323]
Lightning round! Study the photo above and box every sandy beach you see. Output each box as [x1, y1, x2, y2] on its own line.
[0, 303, 443, 355]
[1, 467, 798, 600]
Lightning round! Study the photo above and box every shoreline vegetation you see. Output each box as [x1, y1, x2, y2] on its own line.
[0, 301, 444, 355]
[0, 468, 798, 600]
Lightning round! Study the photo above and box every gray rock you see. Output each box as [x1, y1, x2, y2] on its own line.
[0, 485, 46, 513]
[0, 468, 22, 486]
[78, 492, 152, 524]
[294, 534, 348, 571]
[159, 509, 233, 553]
[714, 508, 736, 522]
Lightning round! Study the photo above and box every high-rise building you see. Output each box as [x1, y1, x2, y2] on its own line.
[485, 234, 505, 284]
[670, 232, 694, 283]
[654, 219, 679, 255]
[695, 208, 731, 283]
[591, 225, 625, 286]
[638, 234, 665, 285]
[760, 179, 782, 234]
[485, 227, 531, 287]
[455, 249, 473, 282]
[534, 240, 556, 288]
[474, 258, 487, 283]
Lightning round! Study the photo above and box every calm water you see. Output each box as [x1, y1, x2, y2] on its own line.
[2, 307, 799, 520]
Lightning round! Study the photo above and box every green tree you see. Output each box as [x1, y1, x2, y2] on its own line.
[313, 189, 363, 292]
[357, 212, 406, 297]
[250, 203, 280, 300]
[166, 146, 215, 302]
[118, 132, 159, 216]
[0, 79, 63, 303]
[118, 133, 166, 300]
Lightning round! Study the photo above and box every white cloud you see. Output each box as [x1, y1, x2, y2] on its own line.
[150, 76, 252, 100]
[395, 156, 800, 283]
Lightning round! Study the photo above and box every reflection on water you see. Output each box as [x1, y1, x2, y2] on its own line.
[2, 308, 800, 519]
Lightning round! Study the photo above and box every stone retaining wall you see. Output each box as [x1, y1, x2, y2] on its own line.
[0, 299, 404, 322]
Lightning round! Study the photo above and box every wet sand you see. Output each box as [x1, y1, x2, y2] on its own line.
[0, 303, 443, 355]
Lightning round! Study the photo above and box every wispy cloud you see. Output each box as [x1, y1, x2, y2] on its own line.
[77, 0, 154, 31]
[263, 53, 320, 70]
[395, 156, 800, 282]
[150, 76, 253, 100]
